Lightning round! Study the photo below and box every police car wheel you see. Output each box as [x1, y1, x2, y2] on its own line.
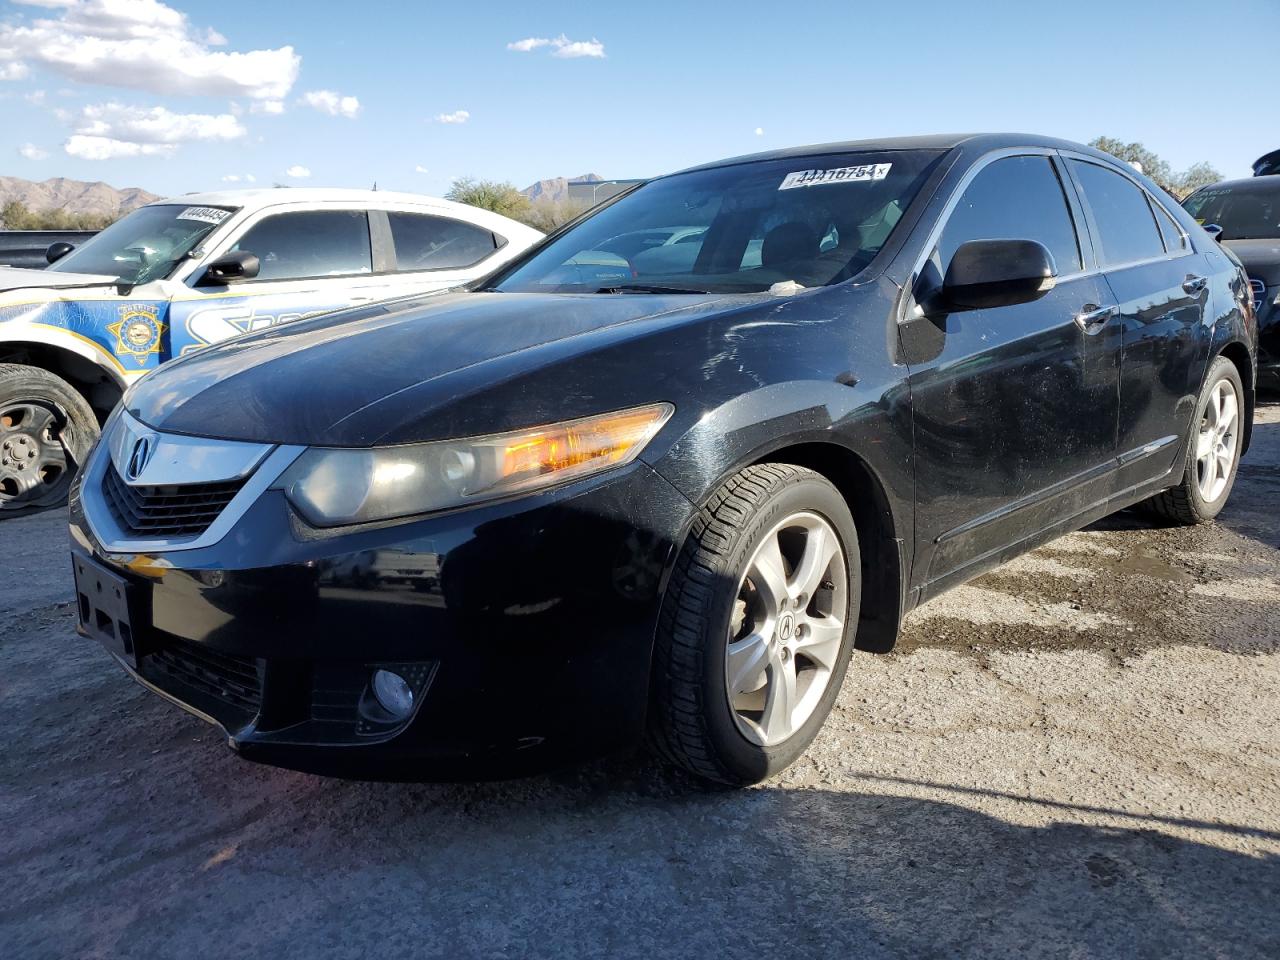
[0, 363, 99, 515]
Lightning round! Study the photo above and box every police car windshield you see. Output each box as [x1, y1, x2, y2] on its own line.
[492, 150, 944, 294]
[48, 204, 234, 285]
[1182, 184, 1280, 241]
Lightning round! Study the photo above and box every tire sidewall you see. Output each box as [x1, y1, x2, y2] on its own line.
[697, 476, 860, 782]
[0, 364, 99, 512]
[1185, 358, 1245, 521]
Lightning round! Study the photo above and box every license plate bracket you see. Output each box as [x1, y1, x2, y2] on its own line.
[73, 556, 141, 664]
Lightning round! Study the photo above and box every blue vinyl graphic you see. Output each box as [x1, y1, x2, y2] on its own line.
[0, 292, 355, 378]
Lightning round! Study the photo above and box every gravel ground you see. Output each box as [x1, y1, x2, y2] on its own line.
[2, 402, 1277, 960]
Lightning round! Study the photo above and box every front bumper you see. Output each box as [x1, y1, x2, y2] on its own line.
[1257, 291, 1280, 388]
[70, 460, 695, 779]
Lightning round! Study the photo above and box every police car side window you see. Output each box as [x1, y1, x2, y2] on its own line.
[938, 156, 1083, 276]
[387, 212, 498, 271]
[233, 210, 372, 281]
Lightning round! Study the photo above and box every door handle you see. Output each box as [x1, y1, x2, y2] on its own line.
[1074, 303, 1117, 333]
[1182, 274, 1208, 295]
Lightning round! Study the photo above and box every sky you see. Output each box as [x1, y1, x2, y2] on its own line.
[0, 0, 1277, 199]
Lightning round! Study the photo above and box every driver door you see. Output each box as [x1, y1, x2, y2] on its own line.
[899, 153, 1122, 596]
[168, 207, 389, 357]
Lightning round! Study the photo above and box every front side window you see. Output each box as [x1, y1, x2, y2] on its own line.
[937, 155, 1082, 276]
[1069, 161, 1165, 266]
[232, 210, 372, 281]
[1182, 184, 1280, 241]
[48, 203, 234, 285]
[492, 150, 944, 294]
[388, 212, 498, 271]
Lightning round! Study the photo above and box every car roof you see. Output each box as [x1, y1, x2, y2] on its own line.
[147, 187, 499, 218]
[669, 133, 1120, 176]
[1191, 176, 1280, 195]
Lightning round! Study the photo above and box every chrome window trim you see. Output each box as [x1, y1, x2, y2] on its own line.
[1057, 151, 1196, 269]
[82, 411, 306, 554]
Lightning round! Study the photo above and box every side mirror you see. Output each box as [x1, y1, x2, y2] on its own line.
[45, 241, 75, 264]
[197, 250, 260, 285]
[1202, 223, 1224, 241]
[942, 239, 1057, 311]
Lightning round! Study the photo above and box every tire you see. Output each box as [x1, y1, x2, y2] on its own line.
[0, 363, 99, 514]
[648, 463, 860, 785]
[1140, 356, 1245, 525]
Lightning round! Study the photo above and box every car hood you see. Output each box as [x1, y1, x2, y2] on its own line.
[0, 266, 118, 293]
[126, 290, 744, 446]
[1221, 239, 1280, 285]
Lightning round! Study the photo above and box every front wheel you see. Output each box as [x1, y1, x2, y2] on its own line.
[648, 464, 860, 785]
[0, 363, 99, 515]
[1140, 355, 1245, 525]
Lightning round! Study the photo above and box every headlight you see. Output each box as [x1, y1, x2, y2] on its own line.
[280, 402, 674, 527]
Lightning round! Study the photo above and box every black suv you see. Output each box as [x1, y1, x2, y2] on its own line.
[1184, 176, 1280, 387]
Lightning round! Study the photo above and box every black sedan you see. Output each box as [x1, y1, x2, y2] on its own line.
[69, 134, 1257, 785]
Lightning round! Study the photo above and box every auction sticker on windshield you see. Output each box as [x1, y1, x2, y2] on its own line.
[779, 164, 892, 190]
[176, 206, 230, 224]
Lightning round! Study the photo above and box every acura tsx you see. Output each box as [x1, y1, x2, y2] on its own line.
[69, 134, 1257, 785]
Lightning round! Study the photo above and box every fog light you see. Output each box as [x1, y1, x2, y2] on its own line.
[372, 669, 415, 719]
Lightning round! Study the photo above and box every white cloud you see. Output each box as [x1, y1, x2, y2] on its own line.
[506, 34, 605, 59]
[285, 164, 310, 178]
[755, 127, 764, 136]
[300, 89, 359, 119]
[64, 134, 174, 159]
[0, 61, 30, 80]
[75, 102, 245, 144]
[433, 109, 469, 124]
[18, 141, 47, 159]
[252, 99, 284, 115]
[414, 164, 429, 174]
[0, 0, 299, 100]
[24, 88, 46, 104]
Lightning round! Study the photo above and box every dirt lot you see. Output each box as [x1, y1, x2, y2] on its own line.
[2, 403, 1277, 960]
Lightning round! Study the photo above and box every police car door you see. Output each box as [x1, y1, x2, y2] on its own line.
[374, 208, 517, 297]
[169, 206, 391, 356]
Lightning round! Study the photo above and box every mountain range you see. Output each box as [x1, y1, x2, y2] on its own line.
[521, 173, 602, 204]
[0, 176, 159, 217]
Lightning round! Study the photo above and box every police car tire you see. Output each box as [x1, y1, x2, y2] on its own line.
[0, 363, 99, 513]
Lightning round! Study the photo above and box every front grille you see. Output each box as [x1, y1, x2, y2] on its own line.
[1250, 278, 1266, 311]
[147, 640, 263, 717]
[102, 462, 246, 539]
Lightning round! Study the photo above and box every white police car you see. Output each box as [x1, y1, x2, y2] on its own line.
[0, 189, 543, 513]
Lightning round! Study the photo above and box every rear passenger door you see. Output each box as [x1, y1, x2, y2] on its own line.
[378, 210, 509, 295]
[901, 153, 1121, 594]
[1065, 159, 1212, 488]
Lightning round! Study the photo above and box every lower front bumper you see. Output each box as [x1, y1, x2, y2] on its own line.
[71, 462, 695, 779]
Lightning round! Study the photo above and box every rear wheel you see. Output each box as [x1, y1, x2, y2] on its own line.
[648, 463, 860, 785]
[0, 363, 99, 515]
[1140, 356, 1244, 525]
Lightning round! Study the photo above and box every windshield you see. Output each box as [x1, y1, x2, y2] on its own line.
[1182, 185, 1280, 241]
[48, 203, 234, 284]
[493, 150, 944, 294]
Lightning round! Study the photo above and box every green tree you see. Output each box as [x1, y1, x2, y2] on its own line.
[0, 199, 119, 231]
[445, 177, 532, 224]
[1088, 137, 1221, 199]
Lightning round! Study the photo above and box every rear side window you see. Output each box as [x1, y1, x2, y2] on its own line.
[938, 156, 1082, 275]
[233, 210, 372, 281]
[1151, 200, 1187, 253]
[1069, 161, 1165, 266]
[388, 212, 499, 271]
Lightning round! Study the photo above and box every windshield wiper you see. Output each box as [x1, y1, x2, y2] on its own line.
[594, 283, 710, 295]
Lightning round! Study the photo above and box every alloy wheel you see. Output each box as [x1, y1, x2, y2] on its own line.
[1194, 378, 1240, 504]
[724, 511, 848, 747]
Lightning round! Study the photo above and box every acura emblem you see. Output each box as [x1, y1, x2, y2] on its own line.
[126, 435, 156, 481]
